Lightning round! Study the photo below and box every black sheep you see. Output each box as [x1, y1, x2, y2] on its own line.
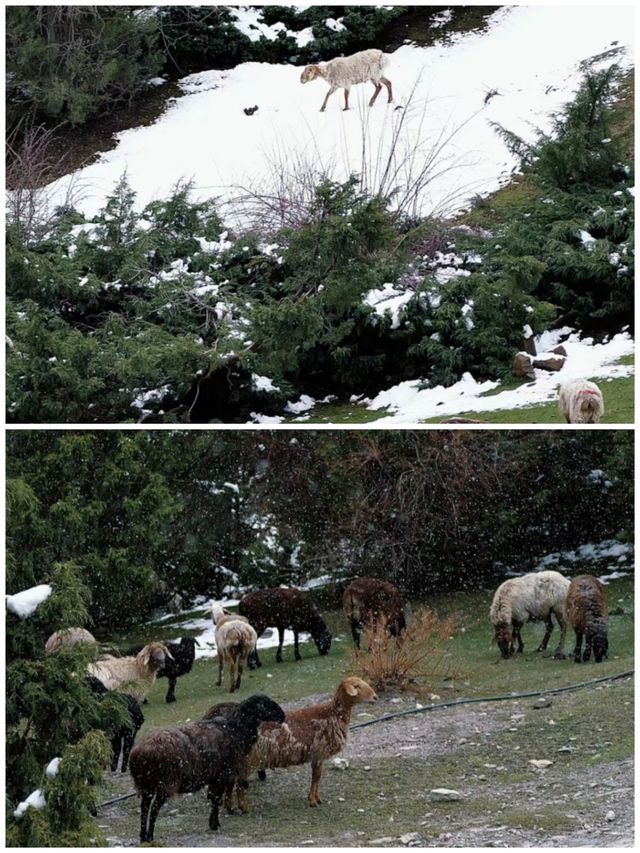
[85, 677, 145, 772]
[129, 694, 285, 842]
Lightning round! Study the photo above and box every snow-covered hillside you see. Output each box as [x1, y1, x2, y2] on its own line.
[47, 5, 633, 222]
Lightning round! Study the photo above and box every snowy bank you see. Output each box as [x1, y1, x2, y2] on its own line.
[6, 584, 53, 619]
[43, 6, 633, 222]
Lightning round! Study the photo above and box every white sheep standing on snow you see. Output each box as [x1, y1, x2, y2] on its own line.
[558, 377, 604, 424]
[211, 603, 258, 693]
[300, 48, 392, 112]
[490, 570, 571, 659]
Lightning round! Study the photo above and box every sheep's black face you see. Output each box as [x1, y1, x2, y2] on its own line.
[240, 694, 286, 725]
[593, 633, 609, 663]
[314, 628, 332, 656]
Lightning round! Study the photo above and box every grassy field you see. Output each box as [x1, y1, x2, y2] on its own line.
[98, 576, 634, 846]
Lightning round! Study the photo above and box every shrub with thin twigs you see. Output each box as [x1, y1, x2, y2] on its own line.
[349, 607, 460, 694]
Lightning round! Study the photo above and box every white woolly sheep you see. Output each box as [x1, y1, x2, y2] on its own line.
[87, 641, 172, 702]
[301, 48, 392, 112]
[490, 570, 571, 659]
[558, 378, 604, 424]
[212, 603, 257, 693]
[45, 627, 98, 654]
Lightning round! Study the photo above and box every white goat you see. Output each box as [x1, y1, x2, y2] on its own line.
[558, 378, 604, 424]
[490, 570, 571, 659]
[211, 603, 257, 693]
[301, 48, 392, 112]
[87, 641, 171, 702]
[45, 627, 97, 654]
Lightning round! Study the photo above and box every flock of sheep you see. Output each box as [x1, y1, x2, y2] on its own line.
[45, 572, 608, 843]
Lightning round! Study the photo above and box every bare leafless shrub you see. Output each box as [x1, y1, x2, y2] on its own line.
[349, 607, 460, 694]
[6, 120, 79, 241]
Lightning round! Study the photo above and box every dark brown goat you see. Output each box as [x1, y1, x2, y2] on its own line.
[566, 575, 609, 663]
[239, 587, 331, 668]
[128, 694, 285, 842]
[343, 577, 407, 649]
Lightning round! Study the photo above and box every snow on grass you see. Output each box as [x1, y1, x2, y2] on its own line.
[6, 584, 52, 619]
[534, 539, 633, 584]
[365, 329, 634, 422]
[252, 373, 280, 392]
[44, 7, 633, 222]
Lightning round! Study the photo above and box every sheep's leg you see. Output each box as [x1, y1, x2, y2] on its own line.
[166, 676, 177, 703]
[320, 86, 337, 112]
[342, 87, 351, 111]
[513, 624, 524, 654]
[224, 782, 236, 814]
[216, 656, 223, 687]
[147, 792, 167, 843]
[553, 612, 568, 659]
[258, 769, 267, 781]
[236, 658, 244, 690]
[582, 632, 593, 662]
[237, 782, 249, 814]
[351, 621, 361, 650]
[110, 736, 120, 772]
[121, 732, 134, 773]
[248, 647, 261, 669]
[294, 631, 302, 661]
[140, 792, 153, 843]
[369, 80, 383, 107]
[573, 631, 584, 663]
[276, 627, 285, 663]
[308, 760, 323, 806]
[537, 617, 554, 652]
[381, 76, 393, 104]
[207, 786, 222, 830]
[229, 657, 238, 693]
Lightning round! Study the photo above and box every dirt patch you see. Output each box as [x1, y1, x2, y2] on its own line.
[98, 677, 633, 847]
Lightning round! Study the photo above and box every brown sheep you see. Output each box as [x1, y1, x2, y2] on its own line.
[129, 694, 285, 842]
[343, 577, 407, 649]
[215, 676, 377, 810]
[239, 587, 331, 667]
[566, 574, 609, 663]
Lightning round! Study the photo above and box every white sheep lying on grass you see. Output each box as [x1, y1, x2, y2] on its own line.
[87, 641, 171, 702]
[301, 48, 392, 112]
[490, 570, 571, 659]
[558, 377, 604, 424]
[211, 603, 258, 692]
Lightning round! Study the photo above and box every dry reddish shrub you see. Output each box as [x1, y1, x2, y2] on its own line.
[349, 607, 460, 694]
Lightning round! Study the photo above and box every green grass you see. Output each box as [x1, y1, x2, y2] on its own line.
[285, 402, 390, 425]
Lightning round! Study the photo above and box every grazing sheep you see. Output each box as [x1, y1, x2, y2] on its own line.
[490, 570, 571, 659]
[239, 587, 332, 668]
[128, 637, 199, 704]
[301, 48, 392, 112]
[212, 604, 258, 693]
[129, 694, 285, 842]
[558, 378, 604, 424]
[45, 627, 97, 654]
[566, 574, 609, 663]
[87, 642, 172, 702]
[85, 677, 144, 772]
[241, 676, 377, 807]
[343, 577, 407, 649]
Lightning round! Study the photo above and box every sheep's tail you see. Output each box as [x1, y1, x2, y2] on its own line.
[380, 52, 391, 69]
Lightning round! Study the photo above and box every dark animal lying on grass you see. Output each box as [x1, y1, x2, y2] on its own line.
[566, 574, 609, 663]
[239, 587, 331, 667]
[127, 636, 199, 703]
[128, 694, 285, 842]
[85, 676, 144, 772]
[342, 577, 407, 649]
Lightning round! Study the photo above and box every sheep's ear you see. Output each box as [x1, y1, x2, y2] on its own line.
[344, 680, 359, 697]
[139, 647, 151, 666]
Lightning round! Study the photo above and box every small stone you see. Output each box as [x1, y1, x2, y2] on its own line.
[533, 698, 552, 709]
[513, 352, 535, 379]
[529, 759, 553, 769]
[364, 765, 372, 771]
[332, 758, 349, 771]
[428, 788, 462, 801]
[368, 838, 395, 845]
[338, 797, 345, 802]
[390, 697, 403, 705]
[606, 810, 615, 822]
[557, 746, 573, 754]
[478, 774, 487, 781]
[551, 344, 568, 357]
[533, 354, 565, 371]
[400, 832, 422, 846]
